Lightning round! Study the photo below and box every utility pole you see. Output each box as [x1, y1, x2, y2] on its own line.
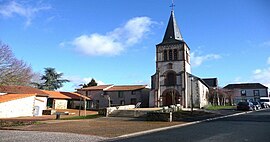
[79, 96, 81, 116]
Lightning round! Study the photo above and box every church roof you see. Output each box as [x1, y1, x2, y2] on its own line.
[202, 78, 218, 88]
[159, 10, 184, 45]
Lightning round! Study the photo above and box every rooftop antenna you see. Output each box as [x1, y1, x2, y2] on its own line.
[170, 0, 175, 11]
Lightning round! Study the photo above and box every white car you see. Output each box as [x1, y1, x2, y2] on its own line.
[260, 97, 270, 108]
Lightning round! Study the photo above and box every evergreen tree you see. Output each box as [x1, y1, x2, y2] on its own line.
[36, 67, 69, 90]
[82, 78, 98, 88]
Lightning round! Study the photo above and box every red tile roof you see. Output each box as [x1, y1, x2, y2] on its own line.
[77, 85, 147, 91]
[77, 85, 113, 91]
[42, 90, 90, 100]
[0, 85, 48, 96]
[0, 94, 36, 103]
[106, 85, 147, 91]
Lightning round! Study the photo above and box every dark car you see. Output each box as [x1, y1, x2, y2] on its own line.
[237, 102, 254, 111]
[252, 101, 261, 110]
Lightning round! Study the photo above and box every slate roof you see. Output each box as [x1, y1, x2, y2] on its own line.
[0, 94, 36, 103]
[158, 10, 184, 45]
[202, 78, 218, 88]
[223, 83, 268, 89]
[0, 85, 48, 96]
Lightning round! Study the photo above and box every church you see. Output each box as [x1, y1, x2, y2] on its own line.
[149, 9, 209, 109]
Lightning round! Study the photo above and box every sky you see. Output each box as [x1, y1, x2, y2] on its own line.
[0, 0, 270, 92]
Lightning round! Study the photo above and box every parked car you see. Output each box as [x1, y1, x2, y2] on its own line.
[260, 97, 270, 108]
[260, 102, 270, 108]
[251, 101, 261, 110]
[237, 102, 254, 111]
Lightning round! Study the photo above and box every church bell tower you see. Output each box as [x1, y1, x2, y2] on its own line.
[151, 9, 191, 108]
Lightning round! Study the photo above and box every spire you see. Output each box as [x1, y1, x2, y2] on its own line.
[161, 10, 184, 44]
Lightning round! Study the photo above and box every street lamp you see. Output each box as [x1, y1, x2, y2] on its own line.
[190, 76, 194, 114]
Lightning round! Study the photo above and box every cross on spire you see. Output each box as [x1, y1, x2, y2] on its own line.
[170, 0, 175, 11]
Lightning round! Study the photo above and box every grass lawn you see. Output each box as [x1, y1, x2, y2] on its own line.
[206, 105, 236, 110]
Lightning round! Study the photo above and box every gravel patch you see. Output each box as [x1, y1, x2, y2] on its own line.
[0, 130, 107, 142]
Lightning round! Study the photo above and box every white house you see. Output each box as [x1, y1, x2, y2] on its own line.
[0, 93, 48, 118]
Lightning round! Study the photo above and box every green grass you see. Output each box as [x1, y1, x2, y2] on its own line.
[206, 105, 236, 110]
[60, 114, 101, 120]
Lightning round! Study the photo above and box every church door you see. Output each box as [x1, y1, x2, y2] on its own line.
[162, 89, 181, 106]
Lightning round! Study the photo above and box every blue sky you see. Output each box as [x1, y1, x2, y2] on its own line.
[0, 0, 270, 91]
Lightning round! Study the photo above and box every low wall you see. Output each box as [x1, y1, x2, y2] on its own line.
[146, 112, 172, 122]
[98, 105, 136, 116]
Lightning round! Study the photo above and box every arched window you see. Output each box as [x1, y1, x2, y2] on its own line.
[163, 50, 167, 61]
[166, 71, 176, 86]
[169, 50, 172, 60]
[174, 49, 178, 60]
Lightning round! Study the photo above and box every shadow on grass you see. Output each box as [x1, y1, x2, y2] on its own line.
[60, 114, 101, 120]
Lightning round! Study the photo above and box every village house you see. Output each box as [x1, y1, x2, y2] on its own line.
[223, 83, 269, 104]
[0, 85, 91, 118]
[0, 93, 47, 118]
[77, 85, 150, 109]
[43, 90, 91, 109]
[149, 10, 209, 108]
[0, 85, 49, 118]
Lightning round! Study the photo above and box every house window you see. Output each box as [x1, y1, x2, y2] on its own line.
[118, 91, 124, 98]
[173, 49, 178, 60]
[164, 50, 167, 61]
[169, 50, 173, 60]
[131, 98, 137, 105]
[253, 90, 259, 96]
[241, 90, 246, 96]
[254, 90, 260, 101]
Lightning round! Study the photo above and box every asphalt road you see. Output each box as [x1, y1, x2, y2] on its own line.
[111, 109, 270, 142]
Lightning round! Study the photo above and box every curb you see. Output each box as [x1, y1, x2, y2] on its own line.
[110, 109, 259, 141]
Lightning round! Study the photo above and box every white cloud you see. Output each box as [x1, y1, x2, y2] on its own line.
[251, 67, 270, 89]
[253, 69, 262, 74]
[191, 52, 221, 67]
[261, 41, 270, 47]
[68, 17, 154, 56]
[73, 34, 124, 56]
[0, 1, 51, 26]
[267, 57, 270, 65]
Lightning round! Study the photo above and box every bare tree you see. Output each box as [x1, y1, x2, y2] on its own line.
[0, 42, 34, 86]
